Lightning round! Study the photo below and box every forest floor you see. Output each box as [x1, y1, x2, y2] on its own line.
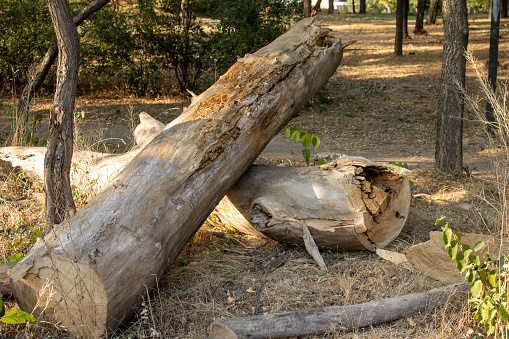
[1, 11, 509, 339]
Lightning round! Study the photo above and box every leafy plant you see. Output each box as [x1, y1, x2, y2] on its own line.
[389, 161, 413, 186]
[0, 298, 37, 324]
[284, 127, 324, 166]
[441, 216, 509, 337]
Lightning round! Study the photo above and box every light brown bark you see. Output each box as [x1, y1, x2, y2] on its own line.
[426, 0, 440, 25]
[44, 0, 80, 225]
[210, 283, 469, 339]
[10, 18, 346, 338]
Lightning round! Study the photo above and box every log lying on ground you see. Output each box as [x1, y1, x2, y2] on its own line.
[2, 118, 410, 252]
[210, 282, 469, 339]
[9, 18, 347, 338]
[210, 157, 411, 251]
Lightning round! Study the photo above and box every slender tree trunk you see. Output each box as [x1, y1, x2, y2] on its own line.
[14, 0, 110, 146]
[414, 0, 427, 34]
[304, 0, 311, 16]
[312, 0, 322, 15]
[435, 0, 468, 174]
[329, 0, 335, 14]
[359, 0, 366, 13]
[352, 0, 356, 13]
[486, 0, 501, 134]
[403, 0, 409, 38]
[44, 0, 80, 225]
[426, 0, 440, 25]
[395, 0, 404, 55]
[502, 0, 508, 18]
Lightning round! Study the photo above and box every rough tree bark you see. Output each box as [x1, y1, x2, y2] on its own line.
[10, 18, 347, 338]
[426, 0, 440, 25]
[359, 0, 366, 14]
[414, 0, 427, 34]
[395, 0, 404, 55]
[403, 0, 409, 38]
[435, 0, 468, 174]
[44, 0, 80, 226]
[14, 0, 110, 146]
[210, 283, 469, 339]
[304, 0, 312, 16]
[329, 0, 334, 14]
[312, 0, 322, 15]
[503, 0, 508, 18]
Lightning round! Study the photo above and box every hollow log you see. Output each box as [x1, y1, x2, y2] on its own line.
[210, 282, 469, 339]
[9, 18, 346, 338]
[210, 158, 411, 250]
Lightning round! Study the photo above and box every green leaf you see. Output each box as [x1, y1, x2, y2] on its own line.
[462, 244, 471, 251]
[448, 241, 458, 260]
[435, 215, 446, 225]
[6, 253, 23, 263]
[284, 128, 291, 138]
[301, 133, 311, 149]
[311, 134, 320, 151]
[488, 271, 497, 287]
[442, 228, 453, 246]
[1, 310, 37, 324]
[291, 129, 300, 143]
[318, 159, 326, 165]
[474, 240, 485, 252]
[299, 129, 308, 139]
[469, 254, 481, 265]
[496, 304, 509, 322]
[485, 320, 495, 335]
[408, 179, 414, 186]
[471, 279, 483, 298]
[302, 149, 311, 166]
[466, 270, 476, 284]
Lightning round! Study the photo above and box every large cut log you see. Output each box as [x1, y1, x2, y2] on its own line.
[1, 117, 410, 252]
[210, 282, 469, 339]
[210, 157, 410, 250]
[9, 18, 347, 338]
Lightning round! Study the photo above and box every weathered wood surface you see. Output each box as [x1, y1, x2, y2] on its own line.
[2, 115, 410, 252]
[210, 282, 469, 339]
[10, 18, 347, 338]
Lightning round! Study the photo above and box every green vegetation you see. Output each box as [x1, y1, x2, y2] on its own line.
[285, 127, 324, 166]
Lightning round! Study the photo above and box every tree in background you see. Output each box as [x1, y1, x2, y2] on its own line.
[502, 0, 508, 17]
[304, 0, 311, 16]
[329, 0, 335, 14]
[435, 0, 468, 174]
[395, 0, 404, 55]
[414, 0, 427, 34]
[426, 0, 440, 25]
[360, 0, 366, 13]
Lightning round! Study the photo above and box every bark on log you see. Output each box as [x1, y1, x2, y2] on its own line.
[209, 158, 411, 251]
[10, 18, 346, 338]
[0, 263, 15, 296]
[210, 282, 469, 339]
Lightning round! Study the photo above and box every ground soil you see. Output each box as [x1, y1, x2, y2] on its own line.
[0, 12, 508, 339]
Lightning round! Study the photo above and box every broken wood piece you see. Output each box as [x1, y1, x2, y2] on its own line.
[0, 263, 15, 296]
[211, 157, 411, 251]
[301, 221, 327, 271]
[375, 248, 412, 270]
[9, 17, 346, 338]
[406, 231, 509, 284]
[209, 282, 469, 339]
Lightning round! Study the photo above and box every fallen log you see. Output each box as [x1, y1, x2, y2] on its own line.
[10, 17, 347, 338]
[210, 282, 469, 339]
[1, 118, 410, 252]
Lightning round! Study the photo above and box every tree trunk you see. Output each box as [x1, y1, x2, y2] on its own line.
[14, 0, 110, 147]
[10, 18, 347, 338]
[210, 283, 469, 339]
[312, 0, 322, 15]
[329, 0, 335, 14]
[435, 0, 468, 174]
[352, 0, 356, 13]
[44, 0, 80, 226]
[359, 0, 366, 13]
[502, 0, 508, 18]
[395, 0, 404, 55]
[426, 0, 440, 25]
[304, 0, 311, 16]
[210, 157, 411, 251]
[486, 0, 501, 135]
[414, 0, 427, 34]
[403, 0, 409, 38]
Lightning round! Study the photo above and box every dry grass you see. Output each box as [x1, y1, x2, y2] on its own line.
[0, 10, 508, 339]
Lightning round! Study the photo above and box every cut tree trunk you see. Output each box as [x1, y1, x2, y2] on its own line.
[209, 157, 411, 251]
[10, 18, 347, 338]
[1, 116, 409, 252]
[210, 283, 469, 339]
[44, 0, 80, 226]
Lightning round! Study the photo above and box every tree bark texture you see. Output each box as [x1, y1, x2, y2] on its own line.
[359, 0, 366, 13]
[304, 0, 311, 16]
[502, 0, 508, 18]
[312, 0, 322, 15]
[44, 0, 80, 226]
[352, 0, 356, 13]
[395, 0, 404, 55]
[435, 0, 468, 174]
[210, 283, 469, 339]
[414, 0, 427, 34]
[426, 0, 440, 25]
[403, 0, 409, 38]
[329, 0, 335, 14]
[14, 0, 110, 146]
[10, 18, 347, 338]
[209, 157, 411, 251]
